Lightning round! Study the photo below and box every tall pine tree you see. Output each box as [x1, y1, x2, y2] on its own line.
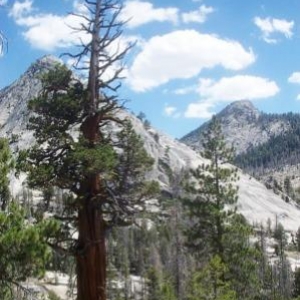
[183, 116, 263, 299]
[22, 1, 157, 299]
[183, 115, 238, 262]
[0, 138, 55, 299]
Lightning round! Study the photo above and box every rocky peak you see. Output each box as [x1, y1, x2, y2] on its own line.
[181, 100, 288, 154]
[218, 100, 260, 122]
[23, 55, 62, 79]
[0, 55, 61, 146]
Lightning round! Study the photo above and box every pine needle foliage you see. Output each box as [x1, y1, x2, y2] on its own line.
[183, 116, 239, 261]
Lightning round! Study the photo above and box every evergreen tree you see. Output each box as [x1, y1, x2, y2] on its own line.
[224, 214, 261, 299]
[293, 268, 300, 298]
[24, 64, 157, 299]
[183, 117, 263, 299]
[296, 226, 300, 251]
[183, 115, 238, 262]
[284, 176, 293, 196]
[0, 138, 54, 299]
[0, 138, 14, 210]
[146, 267, 161, 300]
[187, 255, 237, 300]
[160, 275, 177, 300]
[22, 1, 157, 297]
[0, 202, 55, 299]
[273, 223, 287, 257]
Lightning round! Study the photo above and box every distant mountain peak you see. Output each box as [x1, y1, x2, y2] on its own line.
[25, 55, 62, 78]
[34, 54, 62, 66]
[227, 99, 255, 108]
[218, 100, 260, 120]
[180, 100, 287, 154]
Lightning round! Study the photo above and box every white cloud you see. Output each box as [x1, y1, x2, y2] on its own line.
[73, 0, 89, 15]
[164, 105, 177, 116]
[296, 94, 300, 101]
[9, 0, 33, 19]
[182, 5, 214, 24]
[254, 16, 294, 43]
[120, 0, 179, 28]
[288, 72, 300, 84]
[127, 30, 255, 92]
[165, 106, 181, 118]
[9, 0, 144, 52]
[197, 75, 279, 101]
[174, 85, 197, 95]
[22, 14, 90, 50]
[0, 0, 8, 5]
[9, 0, 90, 51]
[184, 75, 279, 118]
[184, 101, 214, 119]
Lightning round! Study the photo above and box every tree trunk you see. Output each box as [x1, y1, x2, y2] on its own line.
[76, 195, 106, 300]
[76, 1, 107, 298]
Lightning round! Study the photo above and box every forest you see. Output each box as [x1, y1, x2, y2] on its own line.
[235, 113, 300, 176]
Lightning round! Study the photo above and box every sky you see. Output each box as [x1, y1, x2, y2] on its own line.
[1, 0, 300, 138]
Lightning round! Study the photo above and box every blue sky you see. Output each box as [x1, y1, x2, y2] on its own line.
[1, 0, 300, 138]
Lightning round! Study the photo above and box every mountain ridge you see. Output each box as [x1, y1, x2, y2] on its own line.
[181, 100, 300, 203]
[181, 100, 292, 154]
[1, 57, 300, 231]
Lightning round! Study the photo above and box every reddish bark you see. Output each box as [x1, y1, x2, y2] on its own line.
[76, 194, 106, 300]
[75, 1, 116, 299]
[76, 112, 107, 300]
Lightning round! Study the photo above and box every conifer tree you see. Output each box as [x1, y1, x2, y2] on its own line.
[183, 117, 263, 299]
[23, 1, 157, 299]
[0, 138, 14, 210]
[183, 115, 238, 262]
[187, 255, 237, 300]
[224, 214, 261, 299]
[0, 138, 54, 299]
[0, 202, 55, 299]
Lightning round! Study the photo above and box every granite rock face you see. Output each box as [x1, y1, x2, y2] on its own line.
[181, 100, 289, 154]
[0, 55, 62, 149]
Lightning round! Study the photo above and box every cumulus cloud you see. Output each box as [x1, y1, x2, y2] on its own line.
[120, 0, 179, 28]
[127, 30, 255, 92]
[9, 0, 33, 20]
[184, 101, 214, 119]
[197, 75, 279, 101]
[164, 105, 178, 117]
[0, 0, 8, 5]
[174, 85, 197, 95]
[253, 16, 294, 43]
[184, 75, 279, 118]
[288, 72, 300, 84]
[182, 5, 214, 24]
[9, 0, 90, 51]
[72, 0, 89, 15]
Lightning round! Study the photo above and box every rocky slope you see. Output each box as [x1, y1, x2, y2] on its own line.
[181, 100, 290, 154]
[181, 100, 300, 199]
[0, 55, 62, 148]
[1, 57, 300, 232]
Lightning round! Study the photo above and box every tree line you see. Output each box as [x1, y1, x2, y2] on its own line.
[235, 112, 300, 176]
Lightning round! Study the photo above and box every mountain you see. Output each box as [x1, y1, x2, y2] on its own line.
[0, 55, 62, 148]
[181, 101, 300, 197]
[181, 100, 291, 155]
[1, 57, 300, 232]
